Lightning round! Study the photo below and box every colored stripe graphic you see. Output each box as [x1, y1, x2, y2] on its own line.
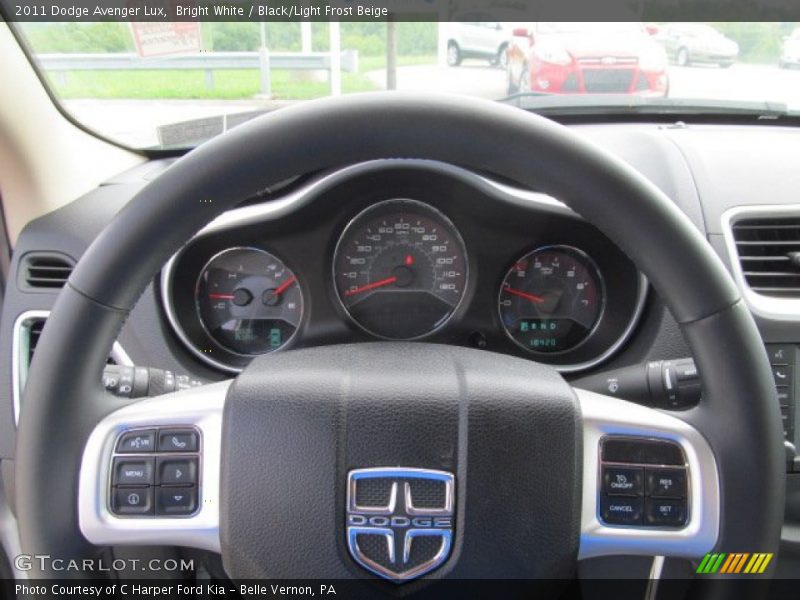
[698, 553, 773, 575]
[719, 554, 736, 574]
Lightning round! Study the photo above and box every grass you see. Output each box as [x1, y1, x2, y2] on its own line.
[45, 54, 437, 100]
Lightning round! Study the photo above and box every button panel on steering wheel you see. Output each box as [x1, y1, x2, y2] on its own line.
[599, 437, 689, 529]
[110, 427, 200, 517]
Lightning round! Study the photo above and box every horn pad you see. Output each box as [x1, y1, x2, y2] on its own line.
[220, 343, 581, 587]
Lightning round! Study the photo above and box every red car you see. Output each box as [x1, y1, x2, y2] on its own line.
[506, 22, 669, 97]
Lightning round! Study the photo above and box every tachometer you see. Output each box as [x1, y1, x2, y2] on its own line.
[196, 247, 303, 355]
[333, 199, 468, 339]
[498, 246, 605, 354]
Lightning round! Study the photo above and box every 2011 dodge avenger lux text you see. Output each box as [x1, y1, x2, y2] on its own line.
[0, 6, 799, 600]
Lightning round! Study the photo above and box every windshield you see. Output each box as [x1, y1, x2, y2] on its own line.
[12, 21, 800, 149]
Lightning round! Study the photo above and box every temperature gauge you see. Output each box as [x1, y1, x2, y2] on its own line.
[195, 247, 303, 355]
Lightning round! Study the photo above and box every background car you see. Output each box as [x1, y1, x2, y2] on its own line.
[657, 23, 739, 68]
[506, 22, 669, 96]
[443, 20, 509, 68]
[779, 28, 800, 69]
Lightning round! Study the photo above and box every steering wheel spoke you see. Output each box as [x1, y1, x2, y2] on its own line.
[575, 388, 720, 561]
[78, 381, 229, 553]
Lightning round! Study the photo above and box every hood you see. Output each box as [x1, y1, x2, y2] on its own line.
[538, 32, 657, 59]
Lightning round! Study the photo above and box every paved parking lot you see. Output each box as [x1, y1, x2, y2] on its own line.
[64, 61, 800, 148]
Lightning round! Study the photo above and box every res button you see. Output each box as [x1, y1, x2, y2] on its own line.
[646, 468, 687, 498]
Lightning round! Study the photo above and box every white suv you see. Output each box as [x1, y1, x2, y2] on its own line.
[444, 21, 509, 68]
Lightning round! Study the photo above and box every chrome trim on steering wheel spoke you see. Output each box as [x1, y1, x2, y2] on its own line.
[78, 381, 229, 553]
[576, 388, 720, 559]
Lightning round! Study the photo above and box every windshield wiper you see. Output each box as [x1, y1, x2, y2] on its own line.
[498, 93, 795, 119]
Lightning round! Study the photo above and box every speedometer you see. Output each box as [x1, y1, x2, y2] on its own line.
[333, 199, 468, 339]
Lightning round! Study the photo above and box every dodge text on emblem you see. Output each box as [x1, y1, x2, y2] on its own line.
[346, 467, 455, 582]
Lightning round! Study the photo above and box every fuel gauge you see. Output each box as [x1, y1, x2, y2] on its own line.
[195, 247, 303, 355]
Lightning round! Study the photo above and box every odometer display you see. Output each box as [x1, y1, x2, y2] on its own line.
[333, 199, 468, 339]
[196, 248, 303, 355]
[499, 246, 605, 354]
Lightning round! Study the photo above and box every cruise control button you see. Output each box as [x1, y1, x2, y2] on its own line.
[113, 457, 154, 486]
[116, 430, 156, 453]
[646, 468, 687, 498]
[158, 429, 198, 453]
[156, 486, 197, 516]
[158, 457, 198, 485]
[600, 495, 642, 526]
[111, 487, 153, 515]
[645, 498, 687, 527]
[602, 466, 643, 496]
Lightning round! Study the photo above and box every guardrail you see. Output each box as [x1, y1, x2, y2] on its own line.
[36, 50, 359, 95]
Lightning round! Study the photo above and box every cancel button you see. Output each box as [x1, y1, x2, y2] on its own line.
[602, 466, 643, 496]
[600, 495, 643, 525]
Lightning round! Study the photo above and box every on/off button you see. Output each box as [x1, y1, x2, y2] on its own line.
[602, 466, 643, 496]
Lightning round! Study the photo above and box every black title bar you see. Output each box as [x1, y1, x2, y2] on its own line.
[3, 0, 800, 22]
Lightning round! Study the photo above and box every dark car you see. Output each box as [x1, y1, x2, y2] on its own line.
[657, 23, 739, 68]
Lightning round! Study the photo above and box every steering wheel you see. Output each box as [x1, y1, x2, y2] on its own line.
[15, 94, 784, 594]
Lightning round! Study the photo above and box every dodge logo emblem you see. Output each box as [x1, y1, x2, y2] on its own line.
[346, 467, 455, 582]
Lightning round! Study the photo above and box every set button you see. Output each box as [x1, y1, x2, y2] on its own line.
[645, 498, 686, 526]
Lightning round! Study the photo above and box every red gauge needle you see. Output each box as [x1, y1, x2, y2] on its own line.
[273, 275, 297, 296]
[344, 275, 398, 297]
[208, 293, 235, 300]
[503, 286, 545, 304]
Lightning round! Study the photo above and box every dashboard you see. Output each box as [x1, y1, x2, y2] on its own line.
[161, 161, 645, 374]
[2, 119, 800, 574]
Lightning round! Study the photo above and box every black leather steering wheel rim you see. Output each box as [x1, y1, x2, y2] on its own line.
[16, 93, 784, 585]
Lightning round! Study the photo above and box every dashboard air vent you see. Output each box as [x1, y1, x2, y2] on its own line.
[24, 316, 116, 366]
[731, 217, 800, 297]
[21, 252, 74, 289]
[14, 311, 126, 424]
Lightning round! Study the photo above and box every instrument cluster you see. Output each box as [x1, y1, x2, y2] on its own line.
[162, 163, 645, 374]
